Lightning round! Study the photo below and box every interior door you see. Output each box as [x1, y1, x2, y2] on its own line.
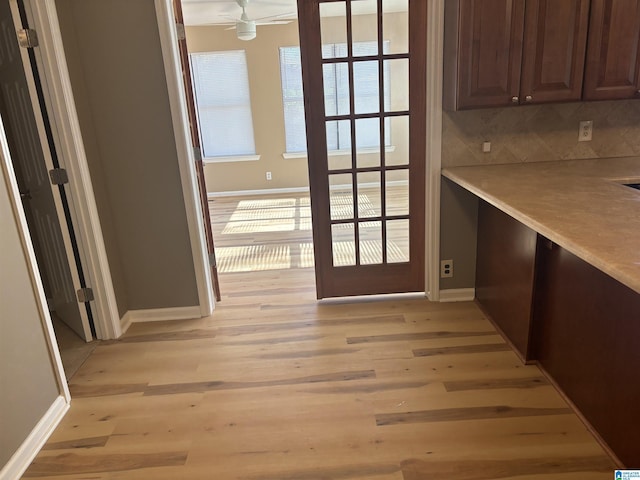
[173, 0, 221, 302]
[297, 0, 426, 299]
[0, 0, 92, 340]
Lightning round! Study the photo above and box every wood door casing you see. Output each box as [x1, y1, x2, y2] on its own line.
[172, 0, 221, 301]
[583, 0, 640, 100]
[297, 0, 426, 299]
[520, 0, 590, 104]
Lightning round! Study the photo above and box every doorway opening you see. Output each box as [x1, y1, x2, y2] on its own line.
[0, 0, 96, 378]
[180, 0, 422, 300]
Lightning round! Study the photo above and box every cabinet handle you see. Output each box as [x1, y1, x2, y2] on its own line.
[511, 96, 519, 103]
[525, 95, 533, 102]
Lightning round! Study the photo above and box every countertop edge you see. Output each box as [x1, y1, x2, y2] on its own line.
[442, 168, 640, 295]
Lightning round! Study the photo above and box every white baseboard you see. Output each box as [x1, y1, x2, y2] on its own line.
[122, 306, 202, 325]
[0, 395, 69, 480]
[208, 186, 310, 198]
[120, 312, 133, 335]
[439, 288, 476, 302]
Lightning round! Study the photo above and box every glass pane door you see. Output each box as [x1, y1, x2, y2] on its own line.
[298, 0, 426, 298]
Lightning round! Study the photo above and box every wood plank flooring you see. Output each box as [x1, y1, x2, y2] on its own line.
[23, 193, 617, 479]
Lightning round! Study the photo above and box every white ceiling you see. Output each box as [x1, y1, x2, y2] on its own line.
[181, 0, 409, 26]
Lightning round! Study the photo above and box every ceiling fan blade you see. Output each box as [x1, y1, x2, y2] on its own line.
[252, 11, 296, 22]
[218, 13, 241, 21]
[224, 25, 237, 30]
[255, 20, 292, 25]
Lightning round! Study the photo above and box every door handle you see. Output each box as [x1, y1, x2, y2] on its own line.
[20, 189, 32, 200]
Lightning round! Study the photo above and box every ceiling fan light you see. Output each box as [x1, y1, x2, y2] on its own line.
[236, 20, 256, 41]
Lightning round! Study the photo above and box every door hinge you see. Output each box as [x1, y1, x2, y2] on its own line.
[76, 287, 94, 303]
[209, 253, 217, 268]
[17, 28, 39, 48]
[193, 146, 202, 162]
[49, 168, 69, 185]
[176, 22, 186, 41]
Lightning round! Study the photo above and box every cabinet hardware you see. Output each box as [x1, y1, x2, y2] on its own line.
[511, 96, 519, 103]
[525, 95, 533, 102]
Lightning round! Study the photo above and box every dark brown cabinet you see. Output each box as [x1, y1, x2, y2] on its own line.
[533, 239, 640, 468]
[475, 201, 640, 467]
[583, 0, 640, 100]
[475, 200, 537, 361]
[444, 0, 590, 110]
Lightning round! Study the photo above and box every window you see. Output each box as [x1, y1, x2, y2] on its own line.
[279, 42, 391, 155]
[190, 50, 257, 160]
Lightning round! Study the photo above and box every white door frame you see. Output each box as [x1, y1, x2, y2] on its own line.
[7, 0, 92, 341]
[153, 0, 443, 302]
[155, 0, 215, 317]
[425, 0, 444, 301]
[18, 0, 122, 339]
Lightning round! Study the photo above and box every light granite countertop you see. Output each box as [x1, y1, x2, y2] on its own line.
[442, 157, 640, 295]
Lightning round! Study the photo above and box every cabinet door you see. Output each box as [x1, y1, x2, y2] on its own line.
[520, 0, 590, 103]
[475, 201, 537, 361]
[583, 0, 640, 100]
[456, 0, 526, 109]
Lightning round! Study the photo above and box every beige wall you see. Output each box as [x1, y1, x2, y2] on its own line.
[0, 143, 60, 467]
[56, 0, 199, 311]
[186, 13, 409, 193]
[440, 99, 640, 289]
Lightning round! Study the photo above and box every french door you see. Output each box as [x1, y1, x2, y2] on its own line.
[297, 0, 427, 298]
[172, 0, 221, 301]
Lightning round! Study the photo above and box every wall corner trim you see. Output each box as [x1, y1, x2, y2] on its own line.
[123, 306, 203, 324]
[439, 288, 476, 303]
[425, 0, 445, 301]
[155, 0, 215, 318]
[0, 395, 69, 480]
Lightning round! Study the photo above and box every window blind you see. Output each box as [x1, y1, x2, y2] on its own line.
[190, 50, 256, 158]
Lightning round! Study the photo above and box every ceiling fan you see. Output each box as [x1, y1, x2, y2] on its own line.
[215, 0, 294, 41]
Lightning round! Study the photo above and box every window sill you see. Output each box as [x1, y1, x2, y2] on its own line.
[283, 146, 396, 160]
[203, 154, 261, 164]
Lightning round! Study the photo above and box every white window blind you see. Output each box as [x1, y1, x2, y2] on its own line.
[279, 42, 391, 154]
[190, 50, 256, 158]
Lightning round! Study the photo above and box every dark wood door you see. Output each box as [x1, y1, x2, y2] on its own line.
[583, 0, 640, 100]
[452, 0, 526, 109]
[172, 0, 221, 301]
[520, 0, 590, 104]
[297, 0, 426, 299]
[1, 0, 93, 340]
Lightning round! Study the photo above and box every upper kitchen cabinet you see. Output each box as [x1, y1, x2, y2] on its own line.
[444, 0, 591, 110]
[583, 0, 640, 101]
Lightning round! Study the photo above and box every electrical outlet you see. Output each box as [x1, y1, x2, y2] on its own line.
[440, 259, 454, 278]
[266, 171, 272, 181]
[579, 121, 593, 142]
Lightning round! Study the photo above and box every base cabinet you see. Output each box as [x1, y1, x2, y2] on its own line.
[476, 200, 537, 360]
[476, 201, 640, 467]
[533, 239, 640, 467]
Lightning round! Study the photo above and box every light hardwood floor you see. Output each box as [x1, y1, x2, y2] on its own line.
[23, 193, 617, 479]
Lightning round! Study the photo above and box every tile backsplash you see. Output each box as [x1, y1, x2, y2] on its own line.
[442, 100, 640, 168]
